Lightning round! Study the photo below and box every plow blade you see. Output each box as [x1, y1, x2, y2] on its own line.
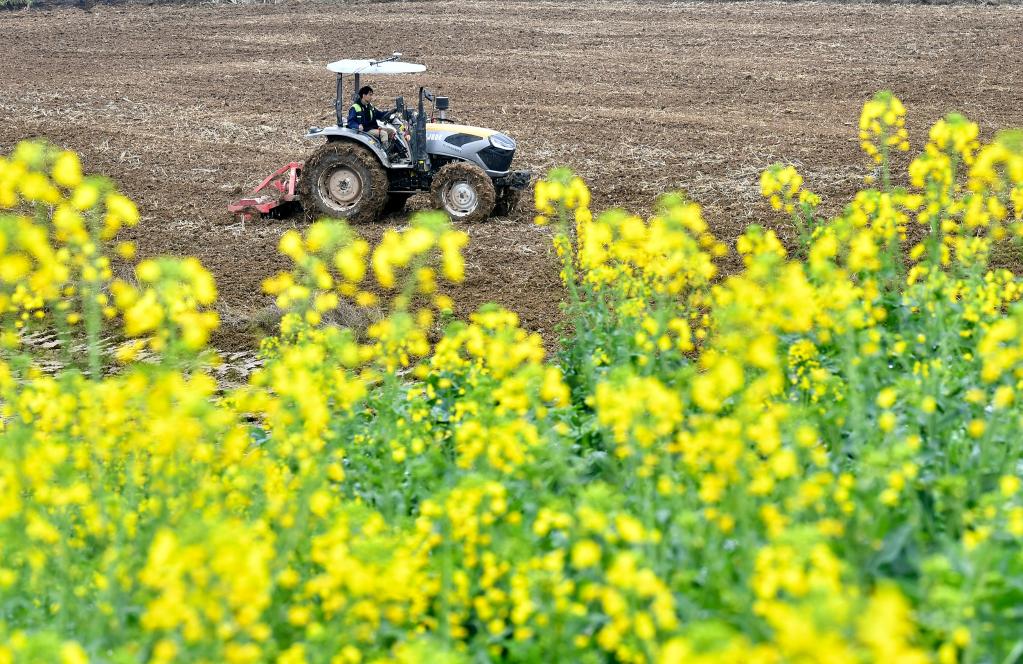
[228, 161, 303, 223]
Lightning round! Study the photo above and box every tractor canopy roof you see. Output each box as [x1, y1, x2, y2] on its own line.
[327, 59, 426, 75]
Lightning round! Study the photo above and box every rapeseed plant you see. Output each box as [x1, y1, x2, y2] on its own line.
[0, 92, 1022, 662]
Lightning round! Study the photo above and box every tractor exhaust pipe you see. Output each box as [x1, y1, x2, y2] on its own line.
[415, 87, 430, 173]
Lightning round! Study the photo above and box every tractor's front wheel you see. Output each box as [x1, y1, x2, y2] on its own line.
[430, 161, 496, 223]
[299, 141, 388, 223]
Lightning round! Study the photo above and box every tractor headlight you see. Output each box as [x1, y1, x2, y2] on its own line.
[489, 134, 516, 151]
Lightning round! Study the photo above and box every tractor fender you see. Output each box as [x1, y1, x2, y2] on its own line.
[304, 126, 402, 169]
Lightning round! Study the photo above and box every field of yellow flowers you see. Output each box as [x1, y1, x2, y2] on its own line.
[1, 91, 1022, 663]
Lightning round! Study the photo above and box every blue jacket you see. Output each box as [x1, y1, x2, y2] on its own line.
[347, 101, 386, 131]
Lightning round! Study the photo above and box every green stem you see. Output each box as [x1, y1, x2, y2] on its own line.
[84, 210, 103, 379]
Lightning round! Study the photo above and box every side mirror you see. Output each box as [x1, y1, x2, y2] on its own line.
[395, 96, 405, 113]
[436, 96, 449, 111]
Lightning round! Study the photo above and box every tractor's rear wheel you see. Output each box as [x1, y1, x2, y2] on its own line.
[430, 161, 496, 223]
[299, 141, 388, 223]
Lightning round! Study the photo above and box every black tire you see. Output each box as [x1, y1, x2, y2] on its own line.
[430, 161, 496, 223]
[493, 188, 524, 217]
[382, 193, 413, 217]
[298, 141, 388, 223]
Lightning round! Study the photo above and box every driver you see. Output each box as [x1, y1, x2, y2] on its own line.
[347, 86, 396, 148]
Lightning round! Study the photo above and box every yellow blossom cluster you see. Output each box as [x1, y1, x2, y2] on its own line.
[0, 143, 140, 374]
[859, 89, 911, 164]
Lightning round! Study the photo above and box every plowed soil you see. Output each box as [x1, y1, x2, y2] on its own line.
[2, 0, 1021, 349]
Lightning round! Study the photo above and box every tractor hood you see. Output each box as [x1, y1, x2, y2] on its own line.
[426, 122, 497, 138]
[425, 124, 518, 175]
[426, 123, 515, 148]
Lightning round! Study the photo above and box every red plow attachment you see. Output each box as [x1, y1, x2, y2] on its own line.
[228, 161, 303, 223]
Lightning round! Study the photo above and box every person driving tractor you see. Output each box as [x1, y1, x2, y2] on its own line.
[347, 86, 396, 148]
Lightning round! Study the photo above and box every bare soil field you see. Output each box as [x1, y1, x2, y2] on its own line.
[1, 0, 1021, 349]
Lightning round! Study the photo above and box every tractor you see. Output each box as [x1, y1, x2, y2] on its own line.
[230, 54, 531, 224]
